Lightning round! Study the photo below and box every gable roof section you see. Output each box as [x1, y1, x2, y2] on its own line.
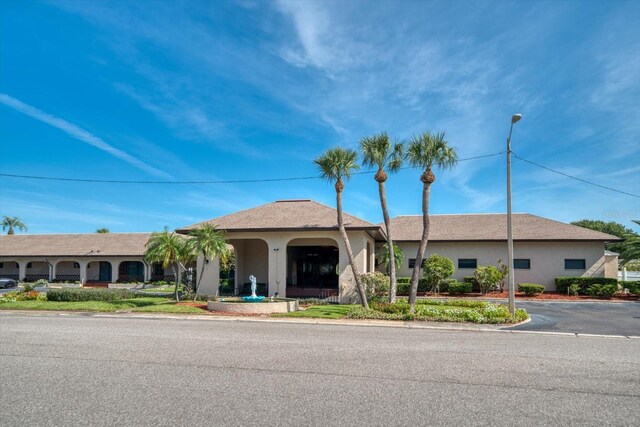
[0, 233, 152, 257]
[178, 200, 379, 233]
[388, 214, 622, 242]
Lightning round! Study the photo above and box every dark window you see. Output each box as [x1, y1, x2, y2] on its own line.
[565, 259, 586, 270]
[458, 259, 477, 269]
[73, 262, 80, 268]
[0, 263, 3, 268]
[514, 259, 530, 269]
[27, 262, 32, 268]
[408, 259, 427, 269]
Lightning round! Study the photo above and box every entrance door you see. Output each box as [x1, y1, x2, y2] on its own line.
[99, 261, 112, 281]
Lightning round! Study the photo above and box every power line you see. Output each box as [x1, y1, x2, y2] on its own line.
[0, 152, 505, 185]
[513, 153, 640, 199]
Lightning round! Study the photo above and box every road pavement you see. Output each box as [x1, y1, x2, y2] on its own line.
[1, 312, 638, 426]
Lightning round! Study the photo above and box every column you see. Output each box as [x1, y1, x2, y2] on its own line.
[267, 238, 288, 297]
[49, 261, 56, 282]
[197, 254, 220, 295]
[111, 261, 118, 284]
[18, 261, 27, 282]
[79, 261, 88, 285]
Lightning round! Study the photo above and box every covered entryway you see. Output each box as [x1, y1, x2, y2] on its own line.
[118, 261, 145, 283]
[228, 239, 268, 296]
[54, 261, 80, 282]
[286, 238, 339, 298]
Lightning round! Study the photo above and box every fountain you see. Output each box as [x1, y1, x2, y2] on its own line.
[242, 275, 265, 302]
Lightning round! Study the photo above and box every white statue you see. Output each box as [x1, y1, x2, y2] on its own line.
[249, 275, 257, 298]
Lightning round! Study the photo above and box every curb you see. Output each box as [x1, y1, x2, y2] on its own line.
[2, 309, 637, 339]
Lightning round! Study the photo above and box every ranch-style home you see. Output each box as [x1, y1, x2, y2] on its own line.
[0, 199, 620, 301]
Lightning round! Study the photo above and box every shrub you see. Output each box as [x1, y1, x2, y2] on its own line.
[22, 283, 35, 292]
[463, 276, 480, 292]
[0, 290, 46, 302]
[568, 283, 580, 296]
[518, 283, 545, 296]
[448, 281, 472, 295]
[474, 266, 502, 294]
[395, 278, 428, 295]
[555, 277, 617, 294]
[396, 277, 411, 284]
[436, 278, 457, 293]
[361, 272, 390, 299]
[396, 281, 410, 295]
[586, 284, 617, 299]
[35, 279, 49, 285]
[47, 288, 137, 302]
[421, 254, 455, 292]
[619, 280, 640, 295]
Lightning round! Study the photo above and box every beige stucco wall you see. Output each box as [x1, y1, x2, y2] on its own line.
[387, 241, 610, 291]
[196, 230, 374, 303]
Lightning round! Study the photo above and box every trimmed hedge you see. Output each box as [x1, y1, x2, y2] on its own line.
[47, 288, 137, 302]
[463, 276, 481, 293]
[396, 279, 428, 295]
[518, 283, 545, 296]
[555, 277, 617, 295]
[620, 281, 640, 295]
[585, 284, 617, 299]
[448, 281, 472, 295]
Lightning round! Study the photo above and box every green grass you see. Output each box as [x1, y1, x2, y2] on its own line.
[138, 286, 176, 293]
[275, 304, 356, 319]
[0, 297, 204, 314]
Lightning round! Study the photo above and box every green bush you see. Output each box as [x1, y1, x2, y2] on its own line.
[518, 283, 545, 296]
[22, 283, 35, 292]
[463, 276, 480, 292]
[474, 266, 502, 294]
[568, 283, 580, 296]
[421, 254, 455, 292]
[361, 272, 390, 299]
[395, 279, 428, 295]
[585, 284, 617, 298]
[619, 280, 640, 295]
[556, 277, 617, 294]
[47, 288, 137, 302]
[448, 281, 472, 295]
[436, 278, 457, 293]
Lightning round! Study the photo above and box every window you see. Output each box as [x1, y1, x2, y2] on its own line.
[0, 263, 3, 269]
[27, 262, 32, 268]
[408, 259, 427, 269]
[514, 259, 530, 269]
[458, 259, 477, 269]
[73, 262, 80, 268]
[565, 259, 586, 270]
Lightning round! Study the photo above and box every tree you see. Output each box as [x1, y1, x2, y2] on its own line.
[571, 219, 637, 253]
[620, 220, 640, 266]
[96, 228, 110, 233]
[497, 258, 508, 292]
[421, 254, 455, 292]
[145, 228, 192, 301]
[376, 243, 404, 274]
[360, 132, 404, 303]
[406, 131, 457, 312]
[315, 147, 369, 309]
[2, 216, 27, 235]
[474, 265, 502, 294]
[188, 224, 230, 301]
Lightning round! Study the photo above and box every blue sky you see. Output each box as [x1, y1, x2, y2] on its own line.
[1, 0, 639, 234]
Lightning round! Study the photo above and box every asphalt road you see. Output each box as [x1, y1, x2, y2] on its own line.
[1, 313, 639, 426]
[508, 301, 640, 336]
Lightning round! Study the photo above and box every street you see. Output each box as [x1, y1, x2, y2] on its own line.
[1, 313, 638, 426]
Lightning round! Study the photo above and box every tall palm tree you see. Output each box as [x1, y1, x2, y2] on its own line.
[188, 224, 230, 301]
[145, 228, 191, 301]
[360, 132, 404, 303]
[315, 147, 369, 309]
[406, 131, 458, 312]
[2, 216, 27, 235]
[620, 220, 640, 265]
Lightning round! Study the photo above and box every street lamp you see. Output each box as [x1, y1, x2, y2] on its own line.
[506, 113, 522, 316]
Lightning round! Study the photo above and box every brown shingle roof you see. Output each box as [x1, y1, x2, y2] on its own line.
[178, 200, 378, 232]
[388, 214, 622, 242]
[0, 233, 152, 257]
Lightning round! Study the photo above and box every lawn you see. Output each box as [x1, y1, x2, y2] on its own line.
[0, 297, 204, 314]
[275, 304, 356, 319]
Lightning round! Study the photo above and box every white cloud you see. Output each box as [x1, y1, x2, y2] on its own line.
[0, 93, 170, 178]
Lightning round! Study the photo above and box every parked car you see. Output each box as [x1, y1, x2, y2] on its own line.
[0, 278, 18, 289]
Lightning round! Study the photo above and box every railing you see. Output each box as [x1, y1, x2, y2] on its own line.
[117, 274, 145, 283]
[54, 275, 81, 282]
[1, 274, 19, 281]
[24, 274, 49, 282]
[151, 275, 176, 283]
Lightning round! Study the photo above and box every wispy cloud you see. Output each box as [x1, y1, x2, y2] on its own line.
[0, 93, 170, 178]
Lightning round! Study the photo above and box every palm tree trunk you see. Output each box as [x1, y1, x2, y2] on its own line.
[378, 181, 397, 303]
[409, 178, 432, 312]
[336, 183, 369, 309]
[8, 226, 14, 235]
[194, 253, 206, 302]
[172, 263, 180, 302]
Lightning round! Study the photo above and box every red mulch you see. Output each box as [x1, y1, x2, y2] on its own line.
[421, 291, 638, 301]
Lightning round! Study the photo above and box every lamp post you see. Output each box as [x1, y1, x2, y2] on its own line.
[507, 113, 522, 316]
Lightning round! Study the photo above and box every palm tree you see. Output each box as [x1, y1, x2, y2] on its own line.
[188, 224, 230, 301]
[377, 243, 404, 274]
[406, 131, 457, 312]
[620, 220, 640, 265]
[145, 228, 192, 301]
[315, 147, 369, 309]
[360, 132, 404, 303]
[96, 228, 110, 233]
[2, 216, 27, 235]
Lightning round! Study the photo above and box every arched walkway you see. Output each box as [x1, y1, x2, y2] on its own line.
[54, 261, 80, 282]
[286, 238, 339, 298]
[228, 238, 268, 296]
[118, 261, 145, 283]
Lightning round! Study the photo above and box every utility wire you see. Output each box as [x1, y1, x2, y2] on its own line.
[513, 153, 640, 199]
[0, 152, 505, 185]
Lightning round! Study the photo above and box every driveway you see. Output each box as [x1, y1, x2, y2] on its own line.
[507, 300, 640, 336]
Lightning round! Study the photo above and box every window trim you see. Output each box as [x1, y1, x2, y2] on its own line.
[513, 259, 531, 270]
[564, 259, 586, 270]
[457, 258, 477, 269]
